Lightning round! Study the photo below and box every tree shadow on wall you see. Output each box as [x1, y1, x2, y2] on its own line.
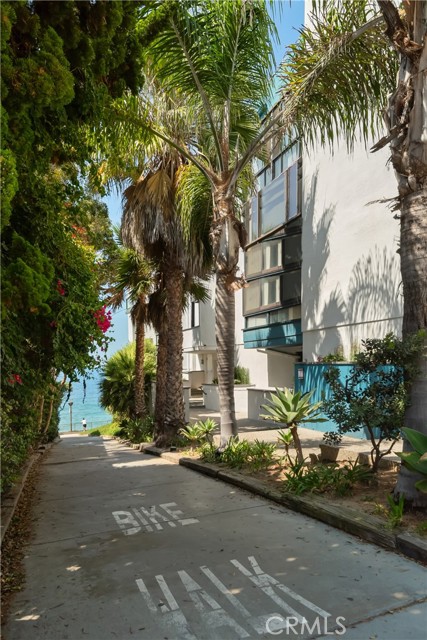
[303, 172, 345, 355]
[347, 245, 402, 349]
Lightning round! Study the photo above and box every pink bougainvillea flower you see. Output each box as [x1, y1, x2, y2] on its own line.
[93, 306, 112, 333]
[56, 279, 66, 296]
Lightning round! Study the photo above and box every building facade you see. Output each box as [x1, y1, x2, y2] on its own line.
[177, 122, 401, 411]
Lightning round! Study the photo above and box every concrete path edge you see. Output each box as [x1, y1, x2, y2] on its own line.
[141, 444, 427, 565]
[0, 439, 58, 544]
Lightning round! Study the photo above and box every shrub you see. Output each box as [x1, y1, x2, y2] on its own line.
[234, 366, 250, 385]
[322, 431, 343, 446]
[118, 415, 154, 443]
[180, 419, 218, 447]
[282, 459, 370, 496]
[98, 340, 156, 421]
[323, 332, 424, 472]
[219, 438, 277, 471]
[397, 427, 427, 494]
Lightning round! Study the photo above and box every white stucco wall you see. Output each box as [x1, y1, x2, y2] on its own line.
[302, 135, 402, 362]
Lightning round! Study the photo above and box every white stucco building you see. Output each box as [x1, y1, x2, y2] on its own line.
[129, 2, 402, 416]
[130, 126, 402, 414]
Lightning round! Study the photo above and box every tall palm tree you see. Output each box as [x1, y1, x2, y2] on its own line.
[113, 0, 277, 446]
[106, 245, 153, 418]
[278, 0, 426, 504]
[121, 159, 187, 442]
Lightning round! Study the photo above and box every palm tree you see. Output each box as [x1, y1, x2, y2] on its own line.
[113, 0, 277, 446]
[106, 245, 153, 419]
[99, 343, 138, 421]
[278, 0, 426, 504]
[94, 88, 213, 446]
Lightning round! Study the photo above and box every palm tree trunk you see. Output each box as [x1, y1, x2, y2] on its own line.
[216, 272, 237, 446]
[211, 187, 246, 446]
[134, 303, 146, 419]
[156, 267, 185, 446]
[154, 321, 168, 438]
[379, 0, 427, 506]
[395, 193, 427, 506]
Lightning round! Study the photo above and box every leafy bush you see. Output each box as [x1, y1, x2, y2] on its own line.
[199, 442, 218, 463]
[219, 438, 277, 471]
[234, 366, 250, 385]
[99, 340, 156, 421]
[212, 367, 250, 385]
[282, 459, 370, 497]
[118, 415, 154, 444]
[180, 419, 218, 447]
[397, 427, 427, 494]
[90, 429, 101, 437]
[322, 431, 343, 446]
[323, 332, 424, 472]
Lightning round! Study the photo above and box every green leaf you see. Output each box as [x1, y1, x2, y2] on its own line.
[401, 428, 427, 455]
[415, 479, 427, 494]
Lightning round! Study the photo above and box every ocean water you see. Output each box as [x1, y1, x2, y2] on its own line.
[58, 304, 130, 432]
[58, 372, 112, 432]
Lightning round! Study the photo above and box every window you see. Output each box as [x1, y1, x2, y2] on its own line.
[246, 314, 268, 328]
[270, 306, 301, 324]
[282, 270, 301, 304]
[246, 244, 263, 275]
[273, 154, 282, 179]
[262, 276, 281, 307]
[243, 280, 261, 314]
[243, 275, 282, 314]
[260, 176, 286, 235]
[245, 143, 301, 244]
[183, 300, 200, 329]
[283, 234, 301, 266]
[246, 238, 282, 277]
[191, 301, 200, 327]
[288, 162, 299, 220]
[243, 271, 301, 316]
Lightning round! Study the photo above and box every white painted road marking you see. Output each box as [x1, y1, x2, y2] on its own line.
[135, 556, 331, 637]
[232, 556, 331, 619]
[112, 501, 199, 535]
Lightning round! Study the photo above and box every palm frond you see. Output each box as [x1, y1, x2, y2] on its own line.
[278, 0, 397, 150]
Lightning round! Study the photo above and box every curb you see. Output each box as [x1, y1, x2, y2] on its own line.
[0, 439, 59, 545]
[142, 445, 427, 564]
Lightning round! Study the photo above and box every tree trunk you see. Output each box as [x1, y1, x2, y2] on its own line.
[211, 185, 247, 447]
[134, 302, 146, 419]
[37, 394, 45, 433]
[290, 425, 304, 465]
[216, 272, 237, 446]
[154, 320, 168, 439]
[379, 0, 427, 506]
[156, 267, 185, 446]
[42, 396, 55, 440]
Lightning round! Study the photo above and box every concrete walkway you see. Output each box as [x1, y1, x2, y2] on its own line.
[3, 433, 425, 640]
[188, 407, 403, 464]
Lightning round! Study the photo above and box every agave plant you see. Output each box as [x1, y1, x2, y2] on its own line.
[261, 388, 326, 464]
[397, 428, 427, 494]
[179, 418, 218, 448]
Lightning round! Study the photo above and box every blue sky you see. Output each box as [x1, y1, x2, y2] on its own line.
[102, 0, 305, 354]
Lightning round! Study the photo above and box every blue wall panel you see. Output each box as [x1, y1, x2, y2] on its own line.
[243, 320, 302, 349]
[294, 363, 371, 439]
